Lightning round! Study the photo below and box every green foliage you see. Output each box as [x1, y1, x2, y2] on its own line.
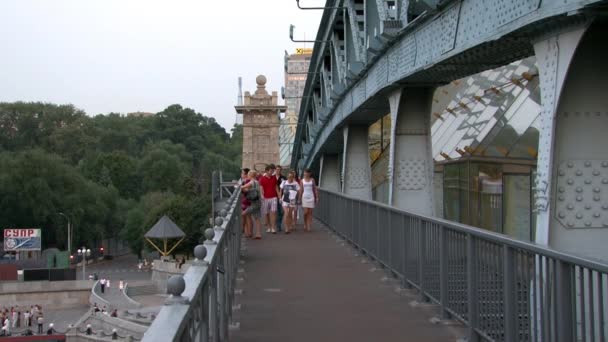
[0, 102, 242, 254]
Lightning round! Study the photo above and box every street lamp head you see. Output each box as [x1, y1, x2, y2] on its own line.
[77, 249, 82, 254]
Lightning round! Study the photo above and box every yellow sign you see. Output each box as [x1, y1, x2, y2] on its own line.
[295, 48, 313, 55]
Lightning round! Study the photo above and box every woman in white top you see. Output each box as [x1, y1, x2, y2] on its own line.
[279, 170, 301, 234]
[300, 169, 319, 232]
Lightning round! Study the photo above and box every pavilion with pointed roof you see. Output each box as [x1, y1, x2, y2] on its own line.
[144, 215, 186, 257]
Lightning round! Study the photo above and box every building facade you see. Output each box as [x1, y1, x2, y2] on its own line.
[235, 75, 286, 171]
[280, 49, 312, 167]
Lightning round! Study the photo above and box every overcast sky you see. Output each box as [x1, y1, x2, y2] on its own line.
[0, 0, 323, 130]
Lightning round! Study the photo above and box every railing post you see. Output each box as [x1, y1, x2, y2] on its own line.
[555, 260, 575, 342]
[439, 226, 448, 319]
[467, 234, 479, 342]
[209, 268, 219, 342]
[201, 283, 210, 342]
[503, 245, 516, 342]
[418, 219, 426, 302]
[218, 253, 228, 341]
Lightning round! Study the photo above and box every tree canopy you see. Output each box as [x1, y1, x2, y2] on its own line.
[0, 102, 242, 256]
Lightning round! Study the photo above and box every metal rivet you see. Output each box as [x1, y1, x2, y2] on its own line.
[568, 179, 574, 185]
[576, 213, 583, 219]
[568, 222, 575, 227]
[558, 196, 565, 201]
[594, 171, 601, 176]
[603, 179, 608, 184]
[558, 212, 566, 218]
[585, 205, 592, 210]
[595, 196, 601, 202]
[602, 161, 608, 168]
[567, 162, 574, 168]
[585, 161, 592, 167]
[585, 180, 592, 185]
[594, 188, 601, 193]
[567, 204, 574, 210]
[576, 187, 583, 193]
[585, 221, 592, 227]
[594, 213, 601, 218]
[576, 196, 583, 202]
[559, 170, 565, 176]
[576, 171, 583, 176]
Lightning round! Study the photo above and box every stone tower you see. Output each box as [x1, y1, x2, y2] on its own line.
[235, 75, 287, 171]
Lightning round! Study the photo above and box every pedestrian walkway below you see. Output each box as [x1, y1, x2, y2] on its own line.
[230, 221, 464, 342]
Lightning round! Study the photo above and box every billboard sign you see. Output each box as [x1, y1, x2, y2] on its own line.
[3, 229, 42, 251]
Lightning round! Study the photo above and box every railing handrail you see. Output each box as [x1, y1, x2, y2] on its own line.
[142, 186, 242, 342]
[319, 188, 608, 273]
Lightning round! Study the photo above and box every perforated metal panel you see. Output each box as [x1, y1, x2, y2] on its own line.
[533, 37, 559, 212]
[414, 3, 460, 68]
[487, 0, 540, 28]
[555, 160, 608, 228]
[396, 159, 428, 190]
[366, 57, 389, 97]
[353, 80, 367, 108]
[346, 167, 371, 189]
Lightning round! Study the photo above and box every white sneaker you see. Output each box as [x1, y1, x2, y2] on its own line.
[266, 228, 271, 233]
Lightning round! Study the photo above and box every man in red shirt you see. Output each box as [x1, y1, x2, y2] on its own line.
[259, 164, 280, 234]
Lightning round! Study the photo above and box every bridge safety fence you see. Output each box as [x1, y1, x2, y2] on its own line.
[142, 187, 242, 342]
[316, 188, 608, 342]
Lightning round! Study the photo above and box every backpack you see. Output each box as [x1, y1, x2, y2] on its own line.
[246, 181, 260, 201]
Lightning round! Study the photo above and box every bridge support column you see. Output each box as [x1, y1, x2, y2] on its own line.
[387, 87, 434, 216]
[342, 126, 372, 199]
[533, 20, 608, 261]
[319, 154, 341, 192]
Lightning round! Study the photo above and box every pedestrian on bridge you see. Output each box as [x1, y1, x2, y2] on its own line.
[100, 278, 106, 293]
[300, 169, 319, 232]
[240, 168, 253, 238]
[275, 165, 287, 233]
[242, 170, 262, 239]
[260, 164, 279, 234]
[280, 170, 301, 234]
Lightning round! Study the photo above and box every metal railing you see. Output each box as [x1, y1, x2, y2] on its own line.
[142, 188, 242, 342]
[316, 188, 608, 342]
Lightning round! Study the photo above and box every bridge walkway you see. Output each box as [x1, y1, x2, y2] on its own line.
[230, 220, 463, 342]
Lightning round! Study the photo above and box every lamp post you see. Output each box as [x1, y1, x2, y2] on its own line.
[77, 247, 91, 280]
[58, 212, 71, 256]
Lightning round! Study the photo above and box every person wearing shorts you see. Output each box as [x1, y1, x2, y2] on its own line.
[259, 164, 279, 234]
[300, 168, 319, 232]
[279, 170, 301, 234]
[242, 171, 262, 239]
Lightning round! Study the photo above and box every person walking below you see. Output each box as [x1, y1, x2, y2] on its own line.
[275, 165, 287, 233]
[37, 314, 44, 334]
[280, 170, 301, 234]
[300, 169, 319, 232]
[259, 164, 280, 234]
[242, 171, 262, 239]
[100, 278, 106, 293]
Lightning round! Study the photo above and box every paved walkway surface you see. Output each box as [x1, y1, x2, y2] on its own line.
[230, 221, 463, 342]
